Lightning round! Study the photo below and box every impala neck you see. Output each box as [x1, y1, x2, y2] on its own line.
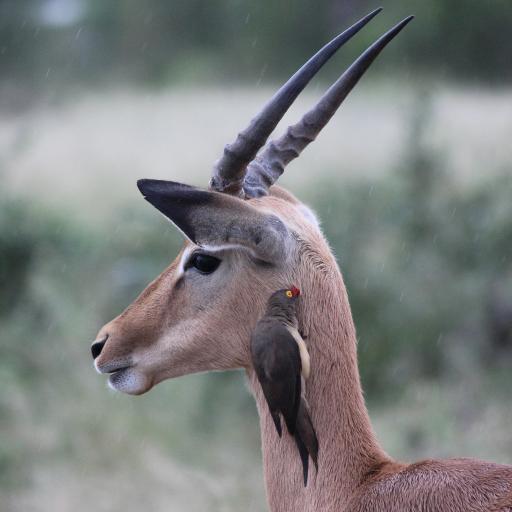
[248, 266, 389, 511]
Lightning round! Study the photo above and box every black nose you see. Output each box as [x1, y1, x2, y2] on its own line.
[91, 335, 108, 359]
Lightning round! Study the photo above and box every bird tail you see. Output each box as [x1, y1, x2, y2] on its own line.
[295, 433, 309, 486]
[295, 397, 319, 486]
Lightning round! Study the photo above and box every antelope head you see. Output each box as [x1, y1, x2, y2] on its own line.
[92, 9, 412, 395]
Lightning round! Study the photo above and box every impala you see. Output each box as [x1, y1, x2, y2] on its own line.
[91, 9, 512, 511]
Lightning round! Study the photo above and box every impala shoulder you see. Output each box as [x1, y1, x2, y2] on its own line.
[349, 459, 512, 511]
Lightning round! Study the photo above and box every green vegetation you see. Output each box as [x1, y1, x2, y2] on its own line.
[1, 102, 511, 509]
[318, 106, 512, 394]
[1, 1, 511, 509]
[1, 0, 511, 96]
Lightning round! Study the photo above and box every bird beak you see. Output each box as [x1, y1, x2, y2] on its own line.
[290, 286, 301, 297]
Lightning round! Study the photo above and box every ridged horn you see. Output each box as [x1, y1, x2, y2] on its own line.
[243, 15, 414, 198]
[209, 7, 384, 196]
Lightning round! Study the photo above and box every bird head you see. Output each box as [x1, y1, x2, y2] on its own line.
[287, 286, 301, 298]
[265, 286, 301, 318]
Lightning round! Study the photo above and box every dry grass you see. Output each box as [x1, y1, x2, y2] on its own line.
[2, 83, 511, 222]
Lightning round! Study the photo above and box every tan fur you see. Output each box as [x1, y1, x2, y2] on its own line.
[95, 185, 512, 511]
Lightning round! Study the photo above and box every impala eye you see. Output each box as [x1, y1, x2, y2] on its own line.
[187, 253, 221, 274]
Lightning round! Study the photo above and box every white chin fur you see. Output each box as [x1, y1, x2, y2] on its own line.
[108, 368, 149, 395]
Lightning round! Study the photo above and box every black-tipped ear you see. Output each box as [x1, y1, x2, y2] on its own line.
[137, 179, 289, 262]
[137, 180, 211, 242]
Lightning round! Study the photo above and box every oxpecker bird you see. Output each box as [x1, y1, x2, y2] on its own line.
[250, 287, 319, 485]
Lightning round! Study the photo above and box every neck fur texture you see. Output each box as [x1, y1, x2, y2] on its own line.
[248, 244, 389, 511]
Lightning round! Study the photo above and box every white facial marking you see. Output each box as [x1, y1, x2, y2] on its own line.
[179, 243, 252, 275]
[178, 246, 195, 276]
[200, 243, 256, 257]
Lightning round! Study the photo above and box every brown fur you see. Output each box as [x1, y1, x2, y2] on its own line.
[95, 185, 512, 510]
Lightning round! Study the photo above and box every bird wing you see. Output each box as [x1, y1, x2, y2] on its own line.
[251, 321, 302, 436]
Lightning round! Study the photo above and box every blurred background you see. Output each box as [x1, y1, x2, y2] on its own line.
[1, 1, 511, 510]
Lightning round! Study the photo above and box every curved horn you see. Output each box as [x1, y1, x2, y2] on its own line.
[243, 15, 414, 198]
[209, 7, 383, 196]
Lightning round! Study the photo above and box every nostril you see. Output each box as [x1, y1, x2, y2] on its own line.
[91, 335, 108, 360]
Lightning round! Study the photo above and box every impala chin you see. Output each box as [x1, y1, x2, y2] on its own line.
[107, 367, 152, 395]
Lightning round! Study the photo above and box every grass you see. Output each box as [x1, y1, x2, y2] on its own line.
[1, 83, 511, 511]
[2, 82, 511, 224]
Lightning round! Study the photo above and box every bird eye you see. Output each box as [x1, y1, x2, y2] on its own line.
[187, 253, 221, 274]
[285, 290, 293, 298]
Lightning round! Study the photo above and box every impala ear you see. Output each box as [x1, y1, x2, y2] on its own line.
[137, 179, 290, 262]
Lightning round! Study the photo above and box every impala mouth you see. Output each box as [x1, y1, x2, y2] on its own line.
[94, 358, 150, 395]
[107, 366, 132, 389]
[106, 365, 131, 375]
[94, 358, 132, 375]
[108, 366, 133, 388]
